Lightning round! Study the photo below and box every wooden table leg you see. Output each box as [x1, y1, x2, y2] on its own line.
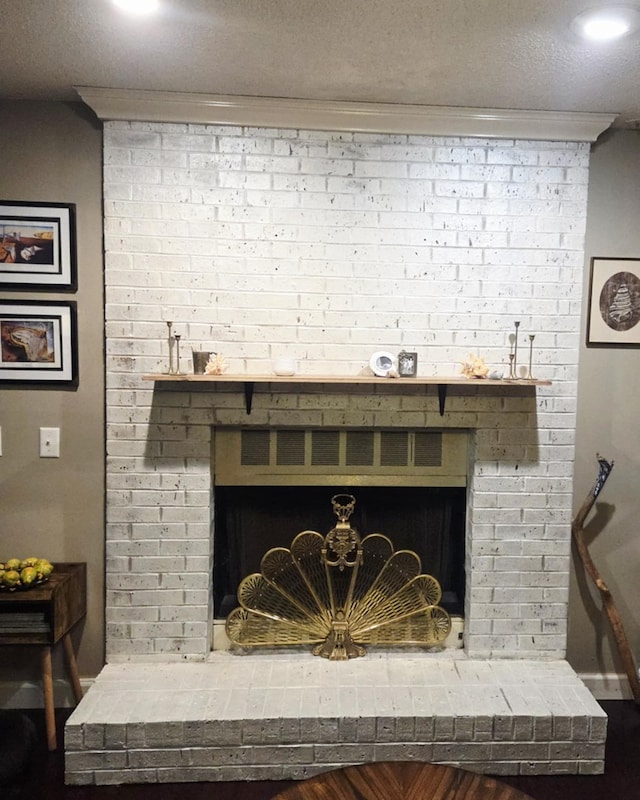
[40, 646, 57, 751]
[62, 632, 83, 704]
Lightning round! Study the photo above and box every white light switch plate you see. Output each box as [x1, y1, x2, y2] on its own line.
[40, 427, 60, 458]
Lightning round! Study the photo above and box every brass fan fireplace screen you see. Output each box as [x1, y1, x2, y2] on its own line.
[225, 494, 451, 660]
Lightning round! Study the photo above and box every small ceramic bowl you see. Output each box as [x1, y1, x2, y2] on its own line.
[273, 358, 297, 376]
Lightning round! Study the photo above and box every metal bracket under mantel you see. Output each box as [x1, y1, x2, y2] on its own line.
[244, 381, 255, 414]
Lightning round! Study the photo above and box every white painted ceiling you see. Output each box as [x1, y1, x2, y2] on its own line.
[3, 0, 640, 127]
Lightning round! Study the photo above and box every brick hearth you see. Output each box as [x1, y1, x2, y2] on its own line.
[65, 654, 606, 785]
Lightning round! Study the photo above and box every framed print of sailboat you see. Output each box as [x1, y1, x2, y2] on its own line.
[587, 258, 640, 347]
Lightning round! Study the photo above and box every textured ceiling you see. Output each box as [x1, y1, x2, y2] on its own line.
[3, 0, 640, 126]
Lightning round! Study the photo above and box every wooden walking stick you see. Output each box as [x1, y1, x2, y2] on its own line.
[572, 455, 640, 705]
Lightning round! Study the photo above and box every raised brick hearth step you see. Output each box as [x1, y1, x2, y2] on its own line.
[64, 654, 606, 786]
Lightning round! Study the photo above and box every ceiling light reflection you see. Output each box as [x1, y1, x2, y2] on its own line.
[570, 6, 640, 42]
[112, 0, 159, 15]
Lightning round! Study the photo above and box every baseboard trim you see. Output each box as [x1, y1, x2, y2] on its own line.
[578, 671, 634, 700]
[0, 677, 95, 709]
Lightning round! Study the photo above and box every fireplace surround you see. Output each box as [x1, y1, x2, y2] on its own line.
[66, 110, 610, 783]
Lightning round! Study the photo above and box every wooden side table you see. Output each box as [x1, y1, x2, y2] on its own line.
[0, 562, 87, 751]
[271, 761, 536, 800]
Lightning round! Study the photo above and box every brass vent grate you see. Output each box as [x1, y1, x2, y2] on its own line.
[311, 430, 340, 466]
[380, 431, 409, 467]
[240, 429, 270, 465]
[238, 430, 443, 469]
[346, 431, 374, 466]
[415, 431, 443, 467]
[276, 430, 305, 466]
[216, 428, 465, 488]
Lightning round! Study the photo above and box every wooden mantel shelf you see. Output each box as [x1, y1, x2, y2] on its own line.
[143, 374, 551, 416]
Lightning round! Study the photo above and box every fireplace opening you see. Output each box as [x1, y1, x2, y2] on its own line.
[214, 484, 467, 619]
[212, 427, 469, 625]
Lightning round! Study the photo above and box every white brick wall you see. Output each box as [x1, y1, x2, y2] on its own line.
[103, 122, 590, 661]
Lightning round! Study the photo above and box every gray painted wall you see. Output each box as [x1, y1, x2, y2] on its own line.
[0, 103, 638, 698]
[0, 102, 105, 691]
[570, 128, 640, 683]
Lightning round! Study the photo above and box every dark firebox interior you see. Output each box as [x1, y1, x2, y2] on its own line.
[214, 485, 466, 619]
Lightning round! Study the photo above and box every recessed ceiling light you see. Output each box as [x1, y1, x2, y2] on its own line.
[112, 0, 159, 15]
[570, 6, 640, 41]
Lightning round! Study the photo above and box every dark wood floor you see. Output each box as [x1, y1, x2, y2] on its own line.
[4, 700, 639, 800]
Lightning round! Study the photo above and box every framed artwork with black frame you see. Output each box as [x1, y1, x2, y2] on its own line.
[586, 257, 640, 347]
[0, 300, 78, 386]
[0, 201, 77, 291]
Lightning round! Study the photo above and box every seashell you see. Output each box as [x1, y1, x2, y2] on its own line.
[460, 353, 489, 379]
[204, 353, 227, 375]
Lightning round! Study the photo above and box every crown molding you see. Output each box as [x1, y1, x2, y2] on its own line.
[76, 87, 616, 142]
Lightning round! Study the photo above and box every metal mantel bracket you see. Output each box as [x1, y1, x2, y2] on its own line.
[437, 384, 447, 416]
[243, 381, 255, 414]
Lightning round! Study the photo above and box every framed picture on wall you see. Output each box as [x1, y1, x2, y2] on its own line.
[587, 257, 640, 347]
[0, 300, 78, 385]
[0, 201, 77, 290]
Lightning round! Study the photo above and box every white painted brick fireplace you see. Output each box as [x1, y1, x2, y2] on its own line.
[66, 117, 607, 784]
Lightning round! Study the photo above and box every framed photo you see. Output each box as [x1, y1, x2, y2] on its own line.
[0, 301, 78, 385]
[397, 350, 418, 377]
[0, 201, 76, 290]
[587, 258, 640, 347]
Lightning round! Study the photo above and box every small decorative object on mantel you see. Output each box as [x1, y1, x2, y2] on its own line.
[460, 353, 489, 379]
[397, 350, 418, 377]
[506, 320, 521, 379]
[192, 350, 213, 374]
[505, 322, 539, 380]
[272, 357, 297, 376]
[525, 334, 536, 380]
[369, 351, 396, 377]
[173, 333, 183, 374]
[0, 557, 53, 591]
[164, 321, 186, 374]
[204, 353, 227, 375]
[165, 321, 175, 374]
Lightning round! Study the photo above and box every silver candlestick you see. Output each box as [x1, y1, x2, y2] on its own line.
[513, 321, 521, 379]
[166, 321, 175, 374]
[526, 334, 536, 380]
[174, 334, 182, 374]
